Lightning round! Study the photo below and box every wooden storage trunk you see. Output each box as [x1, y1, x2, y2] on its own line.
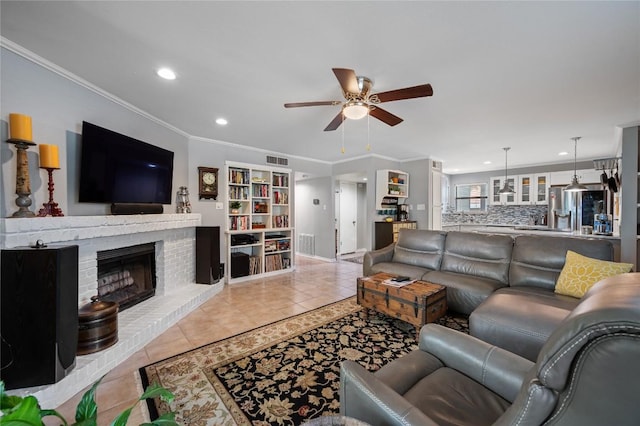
[357, 272, 447, 339]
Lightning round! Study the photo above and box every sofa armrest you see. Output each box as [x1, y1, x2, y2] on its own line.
[363, 244, 395, 276]
[340, 360, 439, 426]
[419, 324, 534, 402]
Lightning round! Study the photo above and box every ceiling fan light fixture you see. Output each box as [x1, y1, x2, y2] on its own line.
[343, 101, 369, 120]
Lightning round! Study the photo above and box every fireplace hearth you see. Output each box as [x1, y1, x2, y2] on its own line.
[97, 243, 156, 311]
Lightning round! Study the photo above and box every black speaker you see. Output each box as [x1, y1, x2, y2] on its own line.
[111, 203, 163, 215]
[230, 252, 250, 278]
[195, 226, 221, 284]
[1, 245, 79, 390]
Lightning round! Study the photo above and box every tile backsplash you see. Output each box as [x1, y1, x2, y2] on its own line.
[443, 205, 548, 226]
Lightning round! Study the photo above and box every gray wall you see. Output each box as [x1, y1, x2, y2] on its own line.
[402, 159, 431, 229]
[1, 46, 334, 264]
[294, 176, 335, 259]
[1, 47, 189, 217]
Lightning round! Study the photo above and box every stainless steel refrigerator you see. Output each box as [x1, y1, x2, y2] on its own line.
[548, 185, 606, 231]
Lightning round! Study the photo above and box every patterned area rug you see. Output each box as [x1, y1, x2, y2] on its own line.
[139, 297, 468, 425]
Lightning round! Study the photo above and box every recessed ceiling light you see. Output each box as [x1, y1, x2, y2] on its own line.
[156, 67, 176, 80]
[483, 160, 492, 165]
[362, 177, 368, 181]
[215, 118, 228, 126]
[558, 151, 569, 156]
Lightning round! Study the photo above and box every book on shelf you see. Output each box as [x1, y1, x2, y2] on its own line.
[249, 256, 261, 275]
[230, 216, 249, 230]
[272, 215, 289, 228]
[272, 174, 289, 187]
[265, 253, 288, 272]
[229, 168, 249, 184]
[273, 190, 288, 205]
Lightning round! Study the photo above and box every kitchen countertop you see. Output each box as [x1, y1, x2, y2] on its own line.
[441, 223, 620, 240]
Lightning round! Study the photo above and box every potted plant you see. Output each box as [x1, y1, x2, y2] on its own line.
[230, 201, 242, 214]
[0, 376, 176, 426]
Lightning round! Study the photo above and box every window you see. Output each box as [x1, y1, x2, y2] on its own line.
[455, 183, 488, 212]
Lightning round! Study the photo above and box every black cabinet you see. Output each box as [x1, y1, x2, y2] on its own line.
[196, 226, 221, 284]
[1, 245, 78, 390]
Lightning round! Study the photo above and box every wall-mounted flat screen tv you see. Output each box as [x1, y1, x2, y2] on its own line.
[78, 121, 174, 204]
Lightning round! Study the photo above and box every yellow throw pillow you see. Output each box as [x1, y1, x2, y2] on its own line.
[555, 250, 633, 298]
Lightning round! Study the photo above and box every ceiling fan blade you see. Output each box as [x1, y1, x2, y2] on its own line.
[369, 106, 403, 127]
[284, 101, 341, 108]
[332, 68, 360, 94]
[324, 112, 345, 131]
[374, 84, 433, 103]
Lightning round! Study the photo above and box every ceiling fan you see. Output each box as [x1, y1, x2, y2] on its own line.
[284, 68, 433, 131]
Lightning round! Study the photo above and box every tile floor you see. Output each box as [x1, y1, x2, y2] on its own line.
[47, 255, 361, 425]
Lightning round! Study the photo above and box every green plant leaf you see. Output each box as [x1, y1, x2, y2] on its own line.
[40, 409, 69, 426]
[139, 412, 177, 426]
[108, 407, 132, 426]
[0, 396, 42, 426]
[138, 384, 174, 403]
[74, 375, 105, 424]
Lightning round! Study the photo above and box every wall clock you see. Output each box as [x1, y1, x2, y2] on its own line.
[198, 167, 218, 200]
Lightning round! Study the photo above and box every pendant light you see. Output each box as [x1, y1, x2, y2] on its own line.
[498, 147, 515, 194]
[564, 137, 588, 192]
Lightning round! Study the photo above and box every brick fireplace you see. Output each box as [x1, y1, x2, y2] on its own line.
[0, 213, 221, 408]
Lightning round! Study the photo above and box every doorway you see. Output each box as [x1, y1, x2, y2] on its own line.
[338, 181, 358, 255]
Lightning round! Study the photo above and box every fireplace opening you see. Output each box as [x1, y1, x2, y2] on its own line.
[97, 243, 156, 311]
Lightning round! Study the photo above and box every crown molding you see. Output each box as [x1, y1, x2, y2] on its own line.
[1, 37, 190, 138]
[1, 37, 427, 168]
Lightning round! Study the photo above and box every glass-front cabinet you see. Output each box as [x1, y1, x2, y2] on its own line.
[489, 176, 517, 205]
[517, 173, 549, 205]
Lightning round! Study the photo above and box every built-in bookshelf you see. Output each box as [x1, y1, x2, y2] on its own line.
[225, 161, 293, 282]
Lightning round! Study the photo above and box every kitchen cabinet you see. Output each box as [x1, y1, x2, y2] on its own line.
[518, 173, 550, 205]
[489, 176, 517, 205]
[549, 169, 601, 186]
[376, 169, 409, 209]
[374, 221, 417, 249]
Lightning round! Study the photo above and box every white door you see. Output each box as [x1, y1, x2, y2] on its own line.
[339, 182, 357, 254]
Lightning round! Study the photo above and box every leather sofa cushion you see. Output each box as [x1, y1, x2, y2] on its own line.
[425, 270, 507, 315]
[392, 229, 446, 271]
[403, 367, 510, 426]
[509, 235, 614, 291]
[469, 286, 580, 361]
[369, 262, 430, 281]
[440, 232, 513, 285]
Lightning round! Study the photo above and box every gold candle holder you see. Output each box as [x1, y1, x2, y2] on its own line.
[6, 138, 37, 218]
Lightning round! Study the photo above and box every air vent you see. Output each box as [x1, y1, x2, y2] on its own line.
[266, 155, 288, 166]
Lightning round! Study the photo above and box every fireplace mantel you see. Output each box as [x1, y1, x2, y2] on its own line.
[0, 213, 221, 409]
[1, 213, 201, 248]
